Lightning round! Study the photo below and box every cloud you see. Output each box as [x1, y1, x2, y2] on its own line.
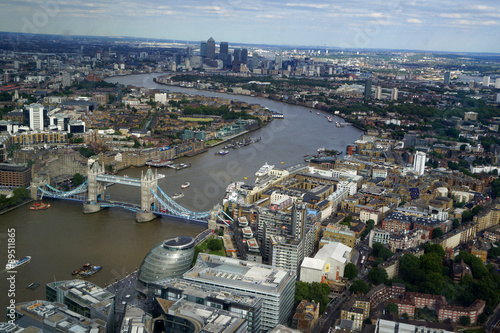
[285, 3, 330, 9]
[407, 18, 422, 24]
[439, 13, 462, 19]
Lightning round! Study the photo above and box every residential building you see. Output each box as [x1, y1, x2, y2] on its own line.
[390, 88, 398, 101]
[0, 163, 31, 187]
[320, 223, 356, 248]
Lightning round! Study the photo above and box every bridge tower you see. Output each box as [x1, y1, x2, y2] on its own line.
[136, 168, 158, 222]
[83, 161, 105, 214]
[208, 203, 223, 230]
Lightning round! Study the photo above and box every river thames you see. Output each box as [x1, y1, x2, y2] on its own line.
[0, 73, 363, 318]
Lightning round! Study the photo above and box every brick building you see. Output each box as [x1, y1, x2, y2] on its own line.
[0, 163, 31, 187]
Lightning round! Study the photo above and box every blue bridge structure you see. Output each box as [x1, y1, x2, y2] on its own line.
[31, 162, 215, 223]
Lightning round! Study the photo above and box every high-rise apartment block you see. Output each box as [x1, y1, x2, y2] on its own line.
[413, 151, 426, 176]
[391, 87, 398, 101]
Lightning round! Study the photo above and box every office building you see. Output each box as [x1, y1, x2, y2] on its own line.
[300, 241, 352, 283]
[240, 48, 248, 63]
[364, 80, 372, 98]
[444, 71, 451, 85]
[413, 151, 426, 176]
[390, 87, 398, 101]
[200, 41, 207, 58]
[483, 76, 490, 87]
[184, 254, 296, 332]
[206, 37, 216, 59]
[156, 278, 262, 333]
[138, 236, 195, 286]
[46, 280, 115, 333]
[156, 299, 247, 333]
[220, 41, 228, 55]
[251, 52, 259, 71]
[375, 86, 382, 99]
[28, 103, 45, 131]
[10, 300, 109, 333]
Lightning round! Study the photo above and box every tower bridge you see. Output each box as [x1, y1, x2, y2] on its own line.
[31, 162, 212, 223]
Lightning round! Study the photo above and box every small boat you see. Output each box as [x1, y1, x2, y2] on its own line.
[304, 154, 309, 157]
[72, 263, 91, 275]
[29, 202, 50, 210]
[216, 150, 229, 155]
[309, 110, 312, 113]
[327, 116, 333, 123]
[181, 182, 190, 189]
[6, 256, 31, 270]
[81, 265, 102, 277]
[172, 193, 184, 199]
[316, 112, 320, 115]
[27, 283, 40, 290]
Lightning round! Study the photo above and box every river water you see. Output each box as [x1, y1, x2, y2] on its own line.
[0, 73, 363, 319]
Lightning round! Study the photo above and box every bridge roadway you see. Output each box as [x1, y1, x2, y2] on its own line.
[96, 174, 142, 186]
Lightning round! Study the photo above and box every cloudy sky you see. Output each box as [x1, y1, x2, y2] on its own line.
[1, 0, 499, 53]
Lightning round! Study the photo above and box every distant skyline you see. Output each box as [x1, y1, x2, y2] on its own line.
[0, 0, 499, 53]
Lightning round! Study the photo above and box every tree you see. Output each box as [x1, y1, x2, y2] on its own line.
[73, 173, 84, 187]
[349, 279, 370, 294]
[459, 315, 471, 326]
[344, 263, 358, 280]
[368, 267, 388, 285]
[399, 253, 421, 284]
[208, 238, 223, 251]
[387, 303, 398, 316]
[432, 227, 444, 239]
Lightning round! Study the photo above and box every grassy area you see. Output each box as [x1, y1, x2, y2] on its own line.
[204, 139, 223, 145]
[209, 249, 226, 256]
[179, 117, 213, 122]
[194, 236, 226, 258]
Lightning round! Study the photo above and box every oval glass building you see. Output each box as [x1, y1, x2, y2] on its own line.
[138, 236, 195, 285]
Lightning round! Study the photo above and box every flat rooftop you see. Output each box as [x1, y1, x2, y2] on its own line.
[184, 254, 295, 294]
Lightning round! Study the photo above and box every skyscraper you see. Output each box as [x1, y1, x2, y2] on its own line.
[240, 48, 248, 63]
[29, 103, 44, 131]
[375, 86, 382, 100]
[495, 78, 500, 89]
[483, 76, 490, 87]
[364, 80, 372, 98]
[200, 41, 207, 58]
[219, 41, 228, 55]
[413, 151, 426, 176]
[391, 87, 398, 101]
[444, 71, 451, 85]
[233, 48, 241, 62]
[206, 37, 215, 59]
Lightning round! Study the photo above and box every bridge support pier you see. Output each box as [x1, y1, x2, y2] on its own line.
[83, 202, 102, 214]
[136, 211, 156, 223]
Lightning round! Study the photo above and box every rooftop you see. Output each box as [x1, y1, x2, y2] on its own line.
[184, 254, 295, 294]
